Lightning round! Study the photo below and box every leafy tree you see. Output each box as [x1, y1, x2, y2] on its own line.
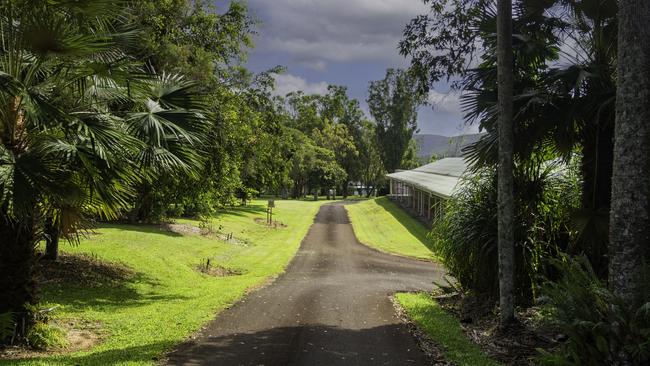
[357, 120, 385, 196]
[0, 0, 208, 340]
[319, 86, 365, 196]
[129, 0, 254, 88]
[284, 129, 346, 198]
[282, 88, 361, 197]
[401, 0, 618, 276]
[367, 68, 427, 173]
[398, 139, 421, 170]
[120, 0, 273, 221]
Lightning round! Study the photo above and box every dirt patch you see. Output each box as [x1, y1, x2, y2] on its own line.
[162, 223, 202, 235]
[196, 259, 245, 277]
[433, 292, 560, 365]
[59, 318, 103, 353]
[253, 218, 288, 228]
[391, 295, 454, 366]
[162, 223, 250, 246]
[35, 253, 134, 286]
[0, 319, 102, 359]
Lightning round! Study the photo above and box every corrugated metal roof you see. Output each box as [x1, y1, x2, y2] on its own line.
[386, 158, 469, 198]
[413, 157, 468, 177]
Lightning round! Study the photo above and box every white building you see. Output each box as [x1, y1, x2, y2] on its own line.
[386, 158, 468, 224]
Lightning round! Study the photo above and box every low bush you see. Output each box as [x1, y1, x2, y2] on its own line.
[26, 321, 68, 350]
[430, 159, 579, 302]
[538, 256, 650, 365]
[0, 312, 15, 343]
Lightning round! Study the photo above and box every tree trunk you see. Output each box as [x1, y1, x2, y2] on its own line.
[578, 122, 615, 277]
[0, 213, 37, 343]
[496, 0, 515, 327]
[136, 183, 153, 223]
[44, 215, 60, 261]
[610, 0, 650, 306]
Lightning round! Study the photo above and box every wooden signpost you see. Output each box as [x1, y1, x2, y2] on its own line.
[267, 199, 275, 225]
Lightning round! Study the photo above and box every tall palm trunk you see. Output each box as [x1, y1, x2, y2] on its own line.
[0, 213, 37, 342]
[496, 0, 515, 326]
[44, 215, 60, 261]
[609, 0, 650, 305]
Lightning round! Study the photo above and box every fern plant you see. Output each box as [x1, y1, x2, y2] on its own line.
[0, 312, 15, 343]
[538, 256, 650, 365]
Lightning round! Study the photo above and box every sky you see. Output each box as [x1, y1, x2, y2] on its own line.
[222, 0, 479, 136]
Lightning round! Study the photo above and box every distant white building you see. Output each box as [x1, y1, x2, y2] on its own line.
[386, 158, 468, 225]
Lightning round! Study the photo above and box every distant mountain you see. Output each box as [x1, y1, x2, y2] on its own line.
[414, 133, 484, 159]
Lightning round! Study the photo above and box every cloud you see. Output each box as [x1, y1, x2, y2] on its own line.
[427, 90, 462, 114]
[272, 73, 329, 96]
[299, 59, 328, 71]
[249, 0, 429, 66]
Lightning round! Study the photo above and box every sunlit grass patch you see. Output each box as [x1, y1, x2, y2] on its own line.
[395, 292, 500, 366]
[345, 197, 436, 260]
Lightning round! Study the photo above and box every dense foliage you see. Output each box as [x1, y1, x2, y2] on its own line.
[403, 0, 649, 363]
[367, 68, 427, 173]
[538, 257, 650, 365]
[402, 0, 619, 274]
[0, 0, 213, 338]
[432, 160, 580, 300]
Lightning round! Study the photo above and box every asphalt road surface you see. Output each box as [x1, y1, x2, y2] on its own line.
[167, 203, 444, 366]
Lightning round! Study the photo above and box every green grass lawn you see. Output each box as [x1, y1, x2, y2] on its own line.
[2, 199, 324, 366]
[345, 197, 436, 260]
[395, 293, 500, 366]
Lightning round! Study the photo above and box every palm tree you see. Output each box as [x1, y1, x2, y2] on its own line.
[496, 0, 515, 326]
[462, 0, 618, 277]
[609, 0, 650, 306]
[0, 0, 208, 341]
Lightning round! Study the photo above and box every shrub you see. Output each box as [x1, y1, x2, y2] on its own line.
[18, 304, 69, 350]
[538, 256, 650, 365]
[0, 312, 16, 343]
[26, 322, 68, 350]
[430, 159, 579, 302]
[430, 168, 500, 296]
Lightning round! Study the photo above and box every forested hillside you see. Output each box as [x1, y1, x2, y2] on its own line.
[414, 133, 483, 159]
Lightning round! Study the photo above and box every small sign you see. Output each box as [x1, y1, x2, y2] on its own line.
[267, 199, 275, 208]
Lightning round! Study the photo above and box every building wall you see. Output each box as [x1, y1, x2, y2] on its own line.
[388, 178, 446, 227]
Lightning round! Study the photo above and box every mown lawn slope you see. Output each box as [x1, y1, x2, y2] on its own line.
[345, 197, 435, 260]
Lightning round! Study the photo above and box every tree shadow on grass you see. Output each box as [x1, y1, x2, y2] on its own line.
[374, 197, 437, 253]
[40, 270, 189, 314]
[213, 204, 267, 218]
[95, 223, 184, 238]
[8, 340, 177, 366]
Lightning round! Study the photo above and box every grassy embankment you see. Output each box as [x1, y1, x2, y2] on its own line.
[2, 199, 323, 366]
[345, 196, 436, 260]
[395, 293, 500, 366]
